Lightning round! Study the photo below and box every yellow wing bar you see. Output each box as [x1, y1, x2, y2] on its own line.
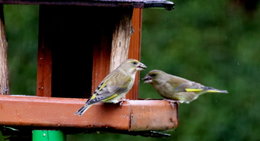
[102, 94, 119, 102]
[185, 88, 203, 92]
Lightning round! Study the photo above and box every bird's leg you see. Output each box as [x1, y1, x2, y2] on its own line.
[163, 99, 179, 103]
[118, 98, 129, 106]
[119, 101, 124, 106]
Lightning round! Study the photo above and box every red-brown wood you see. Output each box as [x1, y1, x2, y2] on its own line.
[91, 41, 111, 94]
[129, 100, 178, 131]
[127, 8, 142, 100]
[37, 6, 52, 97]
[0, 95, 178, 131]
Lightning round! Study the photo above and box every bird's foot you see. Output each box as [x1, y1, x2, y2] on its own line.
[1, 88, 9, 94]
[119, 99, 129, 106]
[163, 99, 179, 103]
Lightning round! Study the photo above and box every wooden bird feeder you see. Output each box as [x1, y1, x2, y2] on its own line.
[0, 0, 177, 138]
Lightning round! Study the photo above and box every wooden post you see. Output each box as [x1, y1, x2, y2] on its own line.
[0, 5, 9, 95]
[127, 8, 142, 99]
[110, 8, 133, 71]
[37, 6, 53, 97]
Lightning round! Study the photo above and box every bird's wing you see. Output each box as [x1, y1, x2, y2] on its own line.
[88, 70, 132, 104]
[167, 75, 194, 92]
[170, 77, 204, 93]
[184, 82, 205, 92]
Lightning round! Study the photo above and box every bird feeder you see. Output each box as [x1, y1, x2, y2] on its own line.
[0, 0, 178, 139]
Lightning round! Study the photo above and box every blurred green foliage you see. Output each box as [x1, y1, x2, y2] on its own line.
[0, 132, 3, 141]
[4, 5, 38, 95]
[1, 0, 260, 140]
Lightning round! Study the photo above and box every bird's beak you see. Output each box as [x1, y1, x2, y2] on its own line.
[137, 63, 147, 71]
[143, 75, 153, 83]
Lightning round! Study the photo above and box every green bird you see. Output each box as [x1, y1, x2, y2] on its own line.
[75, 59, 147, 116]
[143, 70, 228, 104]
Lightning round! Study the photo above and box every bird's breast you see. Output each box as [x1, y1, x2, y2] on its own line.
[153, 82, 175, 98]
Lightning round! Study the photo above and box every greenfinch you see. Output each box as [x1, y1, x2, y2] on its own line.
[143, 70, 228, 104]
[75, 59, 147, 115]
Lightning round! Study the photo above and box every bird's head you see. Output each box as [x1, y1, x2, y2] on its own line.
[120, 59, 147, 74]
[143, 70, 166, 84]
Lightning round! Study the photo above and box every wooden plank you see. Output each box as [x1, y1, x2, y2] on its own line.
[37, 6, 53, 97]
[0, 95, 178, 131]
[127, 8, 142, 100]
[0, 5, 9, 95]
[129, 100, 178, 131]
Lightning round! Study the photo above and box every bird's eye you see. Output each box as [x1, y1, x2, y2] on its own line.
[150, 73, 157, 77]
[132, 61, 138, 65]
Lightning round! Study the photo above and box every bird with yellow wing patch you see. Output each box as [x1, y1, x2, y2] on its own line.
[75, 59, 146, 116]
[143, 70, 228, 104]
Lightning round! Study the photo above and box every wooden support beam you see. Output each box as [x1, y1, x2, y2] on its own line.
[127, 8, 142, 99]
[0, 95, 178, 131]
[0, 5, 9, 95]
[37, 6, 53, 97]
[110, 8, 133, 71]
[129, 8, 142, 60]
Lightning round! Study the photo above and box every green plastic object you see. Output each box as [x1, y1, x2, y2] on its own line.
[32, 130, 65, 141]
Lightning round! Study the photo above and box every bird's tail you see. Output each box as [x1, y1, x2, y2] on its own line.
[205, 87, 228, 94]
[75, 104, 92, 116]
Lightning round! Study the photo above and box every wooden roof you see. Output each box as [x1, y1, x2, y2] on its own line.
[0, 0, 174, 10]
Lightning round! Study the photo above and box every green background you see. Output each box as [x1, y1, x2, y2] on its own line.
[1, 0, 260, 140]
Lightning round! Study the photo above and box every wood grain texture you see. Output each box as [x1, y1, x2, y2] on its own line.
[0, 95, 178, 131]
[110, 8, 133, 72]
[0, 5, 9, 95]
